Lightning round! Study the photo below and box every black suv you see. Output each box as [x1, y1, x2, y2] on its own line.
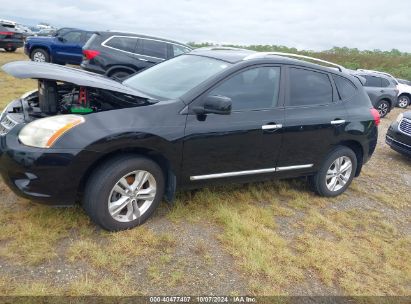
[0, 48, 379, 231]
[354, 70, 398, 117]
[81, 31, 192, 79]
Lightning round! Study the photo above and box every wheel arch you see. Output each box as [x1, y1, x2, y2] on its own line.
[398, 92, 411, 99]
[77, 147, 177, 204]
[106, 65, 137, 77]
[338, 140, 364, 177]
[30, 45, 51, 56]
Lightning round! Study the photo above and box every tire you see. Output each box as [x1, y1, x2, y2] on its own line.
[4, 47, 16, 52]
[83, 155, 165, 231]
[30, 48, 50, 62]
[397, 95, 410, 108]
[375, 100, 390, 118]
[110, 70, 132, 80]
[311, 146, 357, 197]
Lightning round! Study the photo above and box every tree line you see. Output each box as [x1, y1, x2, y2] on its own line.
[188, 43, 411, 80]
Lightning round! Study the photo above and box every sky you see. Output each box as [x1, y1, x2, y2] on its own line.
[2, 0, 411, 52]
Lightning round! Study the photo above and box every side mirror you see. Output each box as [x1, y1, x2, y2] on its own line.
[193, 95, 232, 115]
[57, 36, 65, 42]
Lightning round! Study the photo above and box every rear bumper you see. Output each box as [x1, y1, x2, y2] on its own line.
[0, 39, 24, 49]
[80, 61, 105, 75]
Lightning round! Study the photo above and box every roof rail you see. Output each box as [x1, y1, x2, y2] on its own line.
[243, 52, 346, 72]
[194, 46, 250, 51]
[357, 69, 394, 78]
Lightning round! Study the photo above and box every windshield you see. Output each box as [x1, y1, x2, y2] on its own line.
[123, 55, 231, 99]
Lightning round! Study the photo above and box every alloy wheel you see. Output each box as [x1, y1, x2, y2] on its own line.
[398, 97, 409, 108]
[325, 156, 352, 192]
[108, 170, 157, 222]
[33, 51, 46, 62]
[377, 102, 388, 117]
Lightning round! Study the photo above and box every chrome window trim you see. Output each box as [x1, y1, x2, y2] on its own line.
[190, 164, 313, 181]
[101, 35, 190, 61]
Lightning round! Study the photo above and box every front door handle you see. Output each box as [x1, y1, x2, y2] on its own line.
[330, 119, 346, 125]
[262, 124, 283, 130]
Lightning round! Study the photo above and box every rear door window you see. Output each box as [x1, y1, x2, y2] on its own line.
[288, 68, 333, 106]
[82, 32, 93, 43]
[333, 75, 357, 100]
[141, 39, 167, 59]
[105, 36, 137, 53]
[62, 31, 83, 44]
[362, 75, 382, 87]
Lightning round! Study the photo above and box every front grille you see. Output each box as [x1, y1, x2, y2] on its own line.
[399, 118, 411, 136]
[0, 114, 18, 136]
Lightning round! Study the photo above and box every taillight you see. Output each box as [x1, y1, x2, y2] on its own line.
[83, 49, 100, 60]
[0, 31, 14, 38]
[370, 108, 380, 126]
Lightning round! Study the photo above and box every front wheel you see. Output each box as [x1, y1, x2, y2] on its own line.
[83, 155, 165, 231]
[375, 100, 390, 118]
[397, 95, 410, 108]
[30, 48, 50, 62]
[311, 147, 357, 197]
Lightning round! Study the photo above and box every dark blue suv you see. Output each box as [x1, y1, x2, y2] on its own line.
[24, 28, 93, 65]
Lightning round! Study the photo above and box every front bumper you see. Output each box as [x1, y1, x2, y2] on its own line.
[386, 121, 411, 157]
[0, 124, 102, 206]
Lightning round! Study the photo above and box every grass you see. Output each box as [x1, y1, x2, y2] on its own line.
[0, 49, 410, 296]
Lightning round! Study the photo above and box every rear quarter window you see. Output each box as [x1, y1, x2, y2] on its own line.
[381, 78, 391, 87]
[333, 75, 357, 100]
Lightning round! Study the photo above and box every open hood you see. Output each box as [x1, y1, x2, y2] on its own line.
[1, 61, 150, 98]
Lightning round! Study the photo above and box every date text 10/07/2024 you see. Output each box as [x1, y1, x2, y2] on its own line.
[149, 296, 257, 303]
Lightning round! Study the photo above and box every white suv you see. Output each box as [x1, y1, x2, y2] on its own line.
[397, 79, 411, 108]
[357, 69, 410, 108]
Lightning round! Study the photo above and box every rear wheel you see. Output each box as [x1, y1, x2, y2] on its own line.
[83, 155, 165, 231]
[109, 70, 132, 80]
[397, 95, 410, 108]
[311, 146, 357, 197]
[375, 100, 390, 118]
[4, 47, 16, 52]
[30, 48, 50, 62]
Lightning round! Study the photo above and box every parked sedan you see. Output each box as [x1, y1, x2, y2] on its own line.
[0, 49, 378, 231]
[386, 111, 411, 157]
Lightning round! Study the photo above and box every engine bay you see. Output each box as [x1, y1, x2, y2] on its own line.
[21, 79, 153, 118]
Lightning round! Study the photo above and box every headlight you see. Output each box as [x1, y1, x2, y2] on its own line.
[19, 115, 85, 148]
[396, 113, 403, 123]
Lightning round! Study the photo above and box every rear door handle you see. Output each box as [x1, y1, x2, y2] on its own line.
[138, 58, 149, 62]
[330, 119, 346, 125]
[262, 124, 283, 130]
